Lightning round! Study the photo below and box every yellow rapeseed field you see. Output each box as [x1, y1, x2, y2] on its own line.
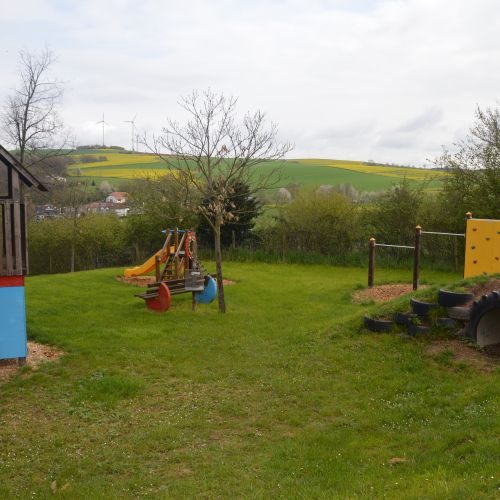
[71, 153, 161, 168]
[296, 159, 447, 181]
[71, 167, 176, 180]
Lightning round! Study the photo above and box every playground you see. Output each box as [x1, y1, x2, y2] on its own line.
[1, 262, 499, 498]
[364, 213, 500, 343]
[1, 150, 499, 497]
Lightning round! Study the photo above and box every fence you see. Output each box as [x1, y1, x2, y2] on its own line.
[368, 220, 467, 289]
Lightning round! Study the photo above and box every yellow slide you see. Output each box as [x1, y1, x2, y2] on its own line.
[124, 247, 174, 277]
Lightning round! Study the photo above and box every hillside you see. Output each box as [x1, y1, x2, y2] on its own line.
[67, 149, 445, 192]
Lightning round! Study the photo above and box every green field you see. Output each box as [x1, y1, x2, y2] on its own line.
[68, 150, 443, 192]
[1, 263, 499, 497]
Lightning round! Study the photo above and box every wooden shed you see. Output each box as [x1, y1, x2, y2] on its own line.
[0, 144, 47, 363]
[0, 145, 47, 277]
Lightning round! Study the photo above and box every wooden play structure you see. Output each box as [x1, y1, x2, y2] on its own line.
[368, 212, 500, 288]
[0, 145, 47, 363]
[124, 228, 217, 312]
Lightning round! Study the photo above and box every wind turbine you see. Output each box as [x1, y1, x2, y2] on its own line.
[124, 114, 137, 152]
[96, 113, 109, 147]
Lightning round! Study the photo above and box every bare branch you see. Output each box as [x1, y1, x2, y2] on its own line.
[1, 48, 71, 171]
[144, 88, 293, 313]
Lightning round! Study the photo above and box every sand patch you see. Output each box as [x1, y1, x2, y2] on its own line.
[116, 275, 155, 287]
[0, 341, 64, 382]
[117, 276, 236, 287]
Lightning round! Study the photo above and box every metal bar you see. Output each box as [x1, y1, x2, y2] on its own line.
[375, 243, 414, 249]
[421, 231, 465, 237]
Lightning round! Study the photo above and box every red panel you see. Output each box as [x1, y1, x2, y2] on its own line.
[146, 283, 171, 312]
[0, 276, 24, 287]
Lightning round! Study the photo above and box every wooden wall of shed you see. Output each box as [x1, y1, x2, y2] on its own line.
[0, 170, 28, 277]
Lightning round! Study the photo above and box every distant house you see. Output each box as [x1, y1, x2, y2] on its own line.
[35, 204, 60, 220]
[114, 207, 130, 218]
[105, 191, 128, 204]
[78, 201, 130, 217]
[78, 202, 114, 215]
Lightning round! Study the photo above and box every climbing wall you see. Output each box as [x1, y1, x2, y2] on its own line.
[464, 218, 500, 278]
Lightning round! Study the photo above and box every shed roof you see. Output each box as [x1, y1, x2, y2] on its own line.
[0, 144, 48, 191]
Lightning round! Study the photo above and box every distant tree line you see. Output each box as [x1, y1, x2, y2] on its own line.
[24, 103, 500, 276]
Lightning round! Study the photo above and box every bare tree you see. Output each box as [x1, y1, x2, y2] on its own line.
[1, 48, 70, 171]
[148, 89, 292, 312]
[435, 105, 500, 219]
[51, 180, 90, 272]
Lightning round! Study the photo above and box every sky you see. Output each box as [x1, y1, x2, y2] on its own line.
[1, 0, 500, 166]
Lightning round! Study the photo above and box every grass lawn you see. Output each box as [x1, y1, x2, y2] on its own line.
[1, 263, 498, 498]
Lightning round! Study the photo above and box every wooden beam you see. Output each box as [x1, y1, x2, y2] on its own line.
[413, 226, 422, 291]
[3, 202, 13, 275]
[368, 238, 376, 288]
[21, 201, 28, 275]
[12, 202, 23, 274]
[0, 204, 4, 275]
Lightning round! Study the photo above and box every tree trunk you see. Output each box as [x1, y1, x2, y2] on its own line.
[214, 221, 226, 313]
[71, 213, 77, 273]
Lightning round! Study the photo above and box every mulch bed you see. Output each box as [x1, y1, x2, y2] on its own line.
[465, 278, 500, 302]
[0, 341, 64, 382]
[352, 284, 424, 304]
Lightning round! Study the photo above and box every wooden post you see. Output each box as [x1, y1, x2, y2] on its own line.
[0, 204, 4, 275]
[22, 199, 29, 275]
[192, 292, 196, 311]
[413, 225, 422, 291]
[155, 255, 161, 283]
[4, 203, 13, 275]
[368, 238, 376, 288]
[174, 228, 179, 278]
[232, 230, 236, 250]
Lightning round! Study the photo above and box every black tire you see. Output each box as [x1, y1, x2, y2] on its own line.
[407, 324, 432, 336]
[410, 298, 439, 317]
[469, 291, 500, 347]
[438, 289, 474, 308]
[447, 306, 471, 321]
[393, 312, 417, 326]
[364, 316, 394, 333]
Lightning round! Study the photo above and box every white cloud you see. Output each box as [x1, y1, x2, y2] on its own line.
[0, 0, 499, 165]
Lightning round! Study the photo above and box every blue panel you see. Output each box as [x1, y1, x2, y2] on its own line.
[0, 286, 27, 359]
[195, 276, 217, 304]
